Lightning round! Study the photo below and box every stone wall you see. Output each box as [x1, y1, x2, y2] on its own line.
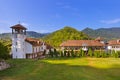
[0, 60, 10, 71]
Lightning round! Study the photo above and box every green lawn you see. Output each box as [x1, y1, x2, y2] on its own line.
[0, 58, 120, 80]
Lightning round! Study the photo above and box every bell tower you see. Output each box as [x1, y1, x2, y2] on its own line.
[10, 24, 27, 58]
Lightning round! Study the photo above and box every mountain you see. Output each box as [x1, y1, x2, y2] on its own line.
[43, 26, 90, 47]
[82, 27, 120, 40]
[0, 31, 49, 39]
[26, 31, 49, 38]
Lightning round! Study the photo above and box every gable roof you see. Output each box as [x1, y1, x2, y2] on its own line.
[45, 43, 53, 49]
[25, 38, 42, 46]
[108, 39, 120, 45]
[60, 40, 104, 47]
[95, 37, 103, 41]
[10, 24, 27, 30]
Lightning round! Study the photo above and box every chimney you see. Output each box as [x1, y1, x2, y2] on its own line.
[117, 39, 120, 43]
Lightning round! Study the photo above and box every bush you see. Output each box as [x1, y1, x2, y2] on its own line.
[67, 51, 70, 57]
[117, 51, 120, 58]
[88, 48, 93, 57]
[111, 50, 116, 58]
[94, 50, 100, 58]
[64, 49, 67, 57]
[0, 40, 11, 59]
[54, 49, 58, 57]
[71, 49, 75, 57]
[114, 51, 119, 58]
[101, 51, 107, 58]
[81, 50, 85, 57]
[49, 49, 54, 57]
[60, 51, 64, 57]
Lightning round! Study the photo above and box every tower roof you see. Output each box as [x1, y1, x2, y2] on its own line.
[10, 24, 27, 30]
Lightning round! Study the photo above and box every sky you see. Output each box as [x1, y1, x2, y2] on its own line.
[0, 0, 120, 33]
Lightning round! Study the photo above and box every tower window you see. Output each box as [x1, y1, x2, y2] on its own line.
[16, 42, 17, 45]
[15, 34, 17, 38]
[16, 48, 17, 52]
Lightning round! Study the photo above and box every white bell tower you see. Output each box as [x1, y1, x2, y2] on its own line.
[10, 24, 27, 59]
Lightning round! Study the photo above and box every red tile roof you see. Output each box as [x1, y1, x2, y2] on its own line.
[25, 38, 53, 48]
[95, 37, 103, 41]
[10, 24, 27, 30]
[25, 38, 42, 46]
[45, 43, 53, 49]
[60, 40, 104, 47]
[108, 39, 120, 45]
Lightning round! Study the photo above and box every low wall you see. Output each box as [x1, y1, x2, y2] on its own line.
[0, 60, 10, 71]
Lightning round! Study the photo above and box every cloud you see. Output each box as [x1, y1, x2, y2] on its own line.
[56, 2, 78, 11]
[61, 5, 71, 9]
[100, 18, 120, 24]
[21, 22, 29, 27]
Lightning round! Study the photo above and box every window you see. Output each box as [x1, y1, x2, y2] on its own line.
[16, 48, 17, 52]
[41, 47, 43, 50]
[36, 47, 37, 52]
[16, 42, 17, 45]
[15, 34, 17, 38]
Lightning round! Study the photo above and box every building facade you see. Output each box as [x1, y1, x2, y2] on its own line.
[11, 24, 53, 59]
[60, 39, 105, 51]
[108, 39, 120, 52]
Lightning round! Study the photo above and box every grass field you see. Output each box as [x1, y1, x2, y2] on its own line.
[0, 58, 120, 80]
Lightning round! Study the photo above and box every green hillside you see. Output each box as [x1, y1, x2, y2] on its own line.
[43, 26, 90, 47]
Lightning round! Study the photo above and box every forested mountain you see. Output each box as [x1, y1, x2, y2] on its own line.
[43, 26, 90, 47]
[82, 27, 120, 40]
[26, 31, 49, 38]
[0, 31, 49, 39]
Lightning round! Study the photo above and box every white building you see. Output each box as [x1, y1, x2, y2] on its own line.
[11, 24, 53, 59]
[108, 39, 120, 52]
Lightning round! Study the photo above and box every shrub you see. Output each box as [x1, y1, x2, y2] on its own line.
[71, 49, 75, 57]
[78, 48, 82, 57]
[88, 48, 93, 57]
[60, 51, 64, 57]
[117, 51, 120, 58]
[114, 51, 119, 58]
[94, 50, 100, 58]
[81, 50, 85, 57]
[101, 51, 107, 58]
[64, 49, 67, 57]
[111, 50, 116, 58]
[0, 40, 11, 59]
[54, 49, 58, 57]
[49, 49, 54, 57]
[67, 51, 70, 57]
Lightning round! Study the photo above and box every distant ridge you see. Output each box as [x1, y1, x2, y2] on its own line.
[1, 27, 120, 41]
[82, 27, 120, 40]
[0, 31, 49, 39]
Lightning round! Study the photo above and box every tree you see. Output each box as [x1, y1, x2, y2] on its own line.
[0, 40, 11, 59]
[64, 49, 67, 57]
[88, 48, 93, 57]
[71, 49, 74, 57]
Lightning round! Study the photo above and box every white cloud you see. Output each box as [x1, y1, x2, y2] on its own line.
[56, 2, 78, 11]
[100, 18, 120, 24]
[61, 5, 71, 9]
[21, 22, 29, 27]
